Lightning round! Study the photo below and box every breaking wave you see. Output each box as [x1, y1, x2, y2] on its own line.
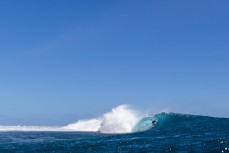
[63, 105, 147, 133]
[2, 105, 223, 134]
[0, 105, 157, 134]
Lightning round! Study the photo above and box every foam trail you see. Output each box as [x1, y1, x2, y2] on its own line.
[63, 118, 102, 132]
[0, 126, 64, 132]
[0, 105, 147, 134]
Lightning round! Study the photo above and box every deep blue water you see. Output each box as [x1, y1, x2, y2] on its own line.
[0, 113, 228, 152]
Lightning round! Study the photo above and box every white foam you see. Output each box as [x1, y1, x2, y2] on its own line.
[98, 105, 142, 133]
[63, 118, 102, 132]
[0, 126, 63, 131]
[0, 105, 146, 134]
[63, 105, 145, 133]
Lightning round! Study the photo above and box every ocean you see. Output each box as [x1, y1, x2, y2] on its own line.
[0, 106, 228, 152]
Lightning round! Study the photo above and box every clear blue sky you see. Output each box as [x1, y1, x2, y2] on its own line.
[0, 0, 229, 125]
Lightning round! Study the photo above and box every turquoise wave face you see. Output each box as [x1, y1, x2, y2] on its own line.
[133, 112, 229, 134]
[132, 112, 196, 133]
[132, 117, 154, 132]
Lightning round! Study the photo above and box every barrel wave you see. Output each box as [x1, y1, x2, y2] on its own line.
[132, 117, 154, 132]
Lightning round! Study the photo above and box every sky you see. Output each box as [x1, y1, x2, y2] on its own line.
[0, 0, 229, 125]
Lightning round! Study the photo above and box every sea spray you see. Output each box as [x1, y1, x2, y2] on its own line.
[98, 105, 143, 133]
[63, 105, 145, 133]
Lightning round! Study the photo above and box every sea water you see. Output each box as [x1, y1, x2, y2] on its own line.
[0, 105, 228, 152]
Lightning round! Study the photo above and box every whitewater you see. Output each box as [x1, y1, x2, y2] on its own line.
[0, 105, 152, 134]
